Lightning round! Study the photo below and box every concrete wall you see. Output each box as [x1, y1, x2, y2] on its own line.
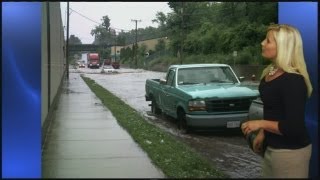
[41, 2, 66, 127]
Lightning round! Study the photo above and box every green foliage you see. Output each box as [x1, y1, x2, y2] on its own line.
[120, 47, 133, 63]
[155, 39, 166, 52]
[101, 15, 110, 29]
[90, 2, 277, 68]
[238, 45, 264, 65]
[69, 34, 82, 44]
[68, 34, 82, 62]
[90, 15, 115, 46]
[152, 12, 167, 27]
[138, 43, 147, 56]
[184, 30, 201, 54]
[97, 47, 111, 60]
[116, 34, 126, 45]
[116, 26, 163, 46]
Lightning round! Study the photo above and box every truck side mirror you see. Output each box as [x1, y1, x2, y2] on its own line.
[238, 76, 245, 82]
[160, 78, 167, 85]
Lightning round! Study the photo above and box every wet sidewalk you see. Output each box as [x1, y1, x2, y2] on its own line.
[42, 73, 165, 178]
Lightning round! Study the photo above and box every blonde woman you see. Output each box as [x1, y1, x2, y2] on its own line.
[241, 24, 313, 178]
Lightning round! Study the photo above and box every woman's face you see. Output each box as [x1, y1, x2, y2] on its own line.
[261, 30, 277, 60]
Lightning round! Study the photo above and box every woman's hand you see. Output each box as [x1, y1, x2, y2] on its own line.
[241, 120, 264, 136]
[253, 129, 265, 154]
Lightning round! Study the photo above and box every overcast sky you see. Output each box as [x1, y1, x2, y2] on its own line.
[60, 2, 173, 44]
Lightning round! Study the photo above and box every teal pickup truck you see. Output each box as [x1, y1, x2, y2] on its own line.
[145, 64, 259, 133]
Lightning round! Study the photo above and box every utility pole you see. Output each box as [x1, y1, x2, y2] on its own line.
[131, 19, 141, 68]
[113, 30, 117, 62]
[114, 33, 117, 62]
[110, 28, 117, 62]
[66, 2, 70, 79]
[180, 2, 184, 65]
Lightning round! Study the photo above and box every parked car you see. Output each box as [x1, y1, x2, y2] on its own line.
[79, 63, 86, 68]
[145, 64, 260, 133]
[112, 62, 120, 69]
[104, 59, 111, 65]
[101, 64, 115, 73]
[248, 97, 263, 120]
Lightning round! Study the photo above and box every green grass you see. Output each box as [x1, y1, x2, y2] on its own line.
[81, 75, 228, 178]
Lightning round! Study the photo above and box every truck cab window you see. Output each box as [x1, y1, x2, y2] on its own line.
[166, 70, 175, 86]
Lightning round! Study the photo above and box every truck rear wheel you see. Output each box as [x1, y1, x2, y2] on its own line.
[151, 99, 161, 115]
[178, 110, 190, 134]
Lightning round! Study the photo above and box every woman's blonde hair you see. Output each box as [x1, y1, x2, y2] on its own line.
[261, 24, 313, 97]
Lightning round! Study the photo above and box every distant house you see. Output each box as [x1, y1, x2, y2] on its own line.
[110, 46, 123, 62]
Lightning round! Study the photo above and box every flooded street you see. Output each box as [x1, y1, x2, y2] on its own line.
[77, 67, 263, 178]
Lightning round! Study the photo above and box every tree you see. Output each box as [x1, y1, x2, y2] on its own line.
[116, 34, 126, 46]
[120, 46, 133, 63]
[101, 15, 110, 30]
[90, 15, 113, 45]
[69, 34, 82, 44]
[155, 39, 166, 52]
[68, 34, 82, 63]
[97, 47, 111, 61]
[152, 12, 167, 28]
[138, 43, 147, 56]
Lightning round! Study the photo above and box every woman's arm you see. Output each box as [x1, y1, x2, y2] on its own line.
[253, 129, 265, 153]
[241, 120, 282, 136]
[260, 120, 282, 135]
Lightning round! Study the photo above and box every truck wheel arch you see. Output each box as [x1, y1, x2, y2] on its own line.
[177, 107, 190, 134]
[150, 94, 161, 115]
[176, 103, 187, 118]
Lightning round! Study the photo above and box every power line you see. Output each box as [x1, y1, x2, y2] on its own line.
[69, 8, 100, 24]
[69, 7, 132, 32]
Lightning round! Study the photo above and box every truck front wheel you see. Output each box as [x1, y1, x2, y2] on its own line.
[151, 99, 161, 115]
[178, 110, 190, 134]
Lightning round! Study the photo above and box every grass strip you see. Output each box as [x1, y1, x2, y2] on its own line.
[81, 75, 227, 178]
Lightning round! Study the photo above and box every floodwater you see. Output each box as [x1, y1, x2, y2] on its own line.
[75, 67, 263, 178]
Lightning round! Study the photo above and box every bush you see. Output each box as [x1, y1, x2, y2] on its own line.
[236, 51, 251, 65]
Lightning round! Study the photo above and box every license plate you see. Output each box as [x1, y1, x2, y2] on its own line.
[227, 121, 240, 128]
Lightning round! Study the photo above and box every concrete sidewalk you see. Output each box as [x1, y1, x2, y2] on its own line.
[42, 73, 165, 178]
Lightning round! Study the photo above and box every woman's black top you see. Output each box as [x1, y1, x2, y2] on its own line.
[259, 72, 311, 149]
